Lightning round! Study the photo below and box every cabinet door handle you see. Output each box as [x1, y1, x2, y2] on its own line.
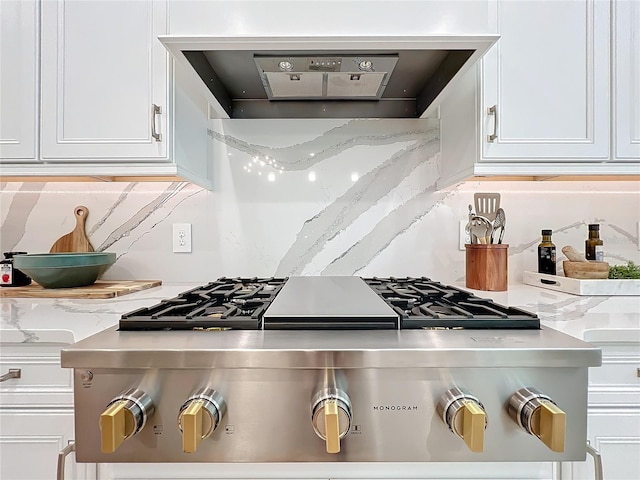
[56, 441, 75, 480]
[487, 105, 498, 142]
[151, 104, 162, 142]
[586, 441, 603, 480]
[0, 368, 21, 382]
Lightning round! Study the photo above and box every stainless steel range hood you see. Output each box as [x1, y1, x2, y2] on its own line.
[159, 36, 499, 119]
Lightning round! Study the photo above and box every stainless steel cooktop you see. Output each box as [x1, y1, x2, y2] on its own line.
[118, 276, 540, 331]
[60, 276, 601, 466]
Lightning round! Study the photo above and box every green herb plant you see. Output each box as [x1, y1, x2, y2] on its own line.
[608, 261, 640, 279]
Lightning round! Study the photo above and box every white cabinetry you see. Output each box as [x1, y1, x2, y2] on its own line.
[0, 0, 38, 161]
[0, 330, 95, 480]
[481, 0, 610, 160]
[98, 464, 554, 480]
[40, 0, 167, 161]
[99, 464, 320, 479]
[562, 330, 640, 480]
[0, 410, 92, 480]
[439, 0, 640, 187]
[328, 464, 556, 479]
[0, 0, 212, 189]
[614, 0, 640, 160]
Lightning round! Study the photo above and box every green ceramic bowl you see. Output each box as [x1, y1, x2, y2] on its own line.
[13, 252, 116, 288]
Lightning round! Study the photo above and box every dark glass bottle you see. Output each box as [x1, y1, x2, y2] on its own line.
[0, 252, 32, 287]
[585, 224, 604, 261]
[538, 230, 556, 275]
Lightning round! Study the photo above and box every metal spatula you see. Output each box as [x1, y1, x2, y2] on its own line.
[474, 193, 501, 222]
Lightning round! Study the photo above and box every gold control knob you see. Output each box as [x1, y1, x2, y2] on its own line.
[178, 388, 226, 454]
[100, 388, 155, 454]
[311, 389, 351, 454]
[508, 387, 566, 452]
[437, 388, 488, 453]
[323, 399, 341, 454]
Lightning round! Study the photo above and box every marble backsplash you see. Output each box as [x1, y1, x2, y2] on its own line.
[1, 119, 639, 286]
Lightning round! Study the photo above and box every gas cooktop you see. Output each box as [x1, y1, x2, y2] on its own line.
[119, 276, 540, 331]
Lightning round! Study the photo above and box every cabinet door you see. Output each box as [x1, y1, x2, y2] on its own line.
[98, 463, 318, 479]
[0, 408, 95, 480]
[614, 0, 640, 160]
[563, 409, 640, 480]
[0, 0, 38, 161]
[40, 0, 168, 161]
[330, 463, 557, 479]
[481, 0, 609, 160]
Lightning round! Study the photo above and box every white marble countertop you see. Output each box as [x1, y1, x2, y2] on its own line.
[462, 284, 640, 343]
[1, 282, 638, 344]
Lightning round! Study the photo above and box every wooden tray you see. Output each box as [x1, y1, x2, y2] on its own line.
[523, 271, 640, 296]
[0, 280, 162, 299]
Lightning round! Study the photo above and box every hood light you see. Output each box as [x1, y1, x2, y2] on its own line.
[289, 74, 301, 81]
[358, 60, 373, 71]
[279, 60, 294, 71]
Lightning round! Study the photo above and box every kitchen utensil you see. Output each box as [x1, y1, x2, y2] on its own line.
[464, 205, 474, 242]
[563, 260, 609, 279]
[470, 216, 492, 244]
[13, 252, 115, 288]
[474, 193, 501, 222]
[562, 246, 589, 262]
[492, 208, 506, 244]
[49, 206, 95, 253]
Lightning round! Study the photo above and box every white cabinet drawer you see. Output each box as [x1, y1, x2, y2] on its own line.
[589, 358, 640, 388]
[0, 330, 74, 406]
[585, 331, 640, 406]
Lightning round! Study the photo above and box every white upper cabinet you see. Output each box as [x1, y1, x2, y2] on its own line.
[0, 0, 38, 161]
[481, 0, 610, 160]
[40, 0, 168, 161]
[614, 0, 640, 160]
[439, 0, 639, 187]
[0, 0, 212, 188]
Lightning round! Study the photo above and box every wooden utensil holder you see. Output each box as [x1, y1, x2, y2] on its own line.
[465, 244, 508, 291]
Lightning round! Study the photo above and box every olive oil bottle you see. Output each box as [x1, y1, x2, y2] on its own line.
[538, 230, 556, 275]
[585, 224, 604, 261]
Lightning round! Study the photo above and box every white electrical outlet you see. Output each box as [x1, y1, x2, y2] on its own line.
[459, 220, 470, 250]
[172, 223, 192, 253]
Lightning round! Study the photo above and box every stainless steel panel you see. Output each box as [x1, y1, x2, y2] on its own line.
[255, 55, 398, 100]
[325, 72, 387, 97]
[61, 327, 602, 369]
[264, 72, 324, 97]
[71, 366, 590, 463]
[264, 276, 397, 321]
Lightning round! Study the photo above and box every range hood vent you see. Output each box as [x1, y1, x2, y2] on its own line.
[160, 36, 499, 119]
[255, 55, 399, 100]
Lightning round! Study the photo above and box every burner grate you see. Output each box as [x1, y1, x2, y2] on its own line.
[364, 277, 540, 329]
[118, 277, 287, 331]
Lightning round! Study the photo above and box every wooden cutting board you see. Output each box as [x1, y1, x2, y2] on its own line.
[0, 280, 162, 299]
[50, 205, 95, 253]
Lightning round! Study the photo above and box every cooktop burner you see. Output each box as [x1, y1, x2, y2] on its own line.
[120, 277, 286, 330]
[364, 277, 540, 329]
[118, 276, 540, 331]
